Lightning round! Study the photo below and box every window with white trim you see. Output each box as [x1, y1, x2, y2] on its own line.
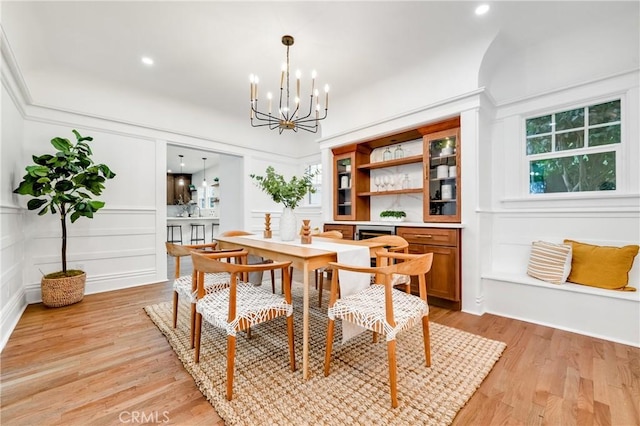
[526, 99, 620, 194]
[305, 163, 322, 205]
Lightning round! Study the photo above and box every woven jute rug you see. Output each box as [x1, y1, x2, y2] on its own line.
[145, 286, 506, 425]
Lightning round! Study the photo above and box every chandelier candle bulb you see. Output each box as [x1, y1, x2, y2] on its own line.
[254, 76, 258, 100]
[324, 84, 329, 109]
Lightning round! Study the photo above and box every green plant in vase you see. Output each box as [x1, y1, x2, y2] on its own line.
[250, 166, 317, 240]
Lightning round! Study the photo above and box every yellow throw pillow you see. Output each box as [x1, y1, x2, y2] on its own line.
[564, 239, 638, 291]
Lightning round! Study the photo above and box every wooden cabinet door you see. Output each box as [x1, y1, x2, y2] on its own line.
[423, 127, 461, 223]
[397, 226, 461, 310]
[406, 243, 459, 301]
[167, 174, 192, 204]
[323, 224, 355, 240]
[333, 152, 355, 220]
[397, 226, 457, 246]
[167, 174, 175, 205]
[332, 146, 370, 221]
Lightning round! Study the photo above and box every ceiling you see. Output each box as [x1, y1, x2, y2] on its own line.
[167, 145, 220, 175]
[3, 1, 631, 127]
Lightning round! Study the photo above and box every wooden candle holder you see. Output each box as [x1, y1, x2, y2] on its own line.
[300, 219, 312, 244]
[263, 213, 272, 239]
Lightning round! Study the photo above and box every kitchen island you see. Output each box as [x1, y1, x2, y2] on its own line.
[166, 216, 220, 244]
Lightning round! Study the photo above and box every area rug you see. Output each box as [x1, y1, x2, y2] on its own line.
[144, 286, 506, 425]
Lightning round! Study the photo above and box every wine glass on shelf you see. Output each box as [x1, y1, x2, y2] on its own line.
[382, 175, 390, 191]
[374, 176, 382, 192]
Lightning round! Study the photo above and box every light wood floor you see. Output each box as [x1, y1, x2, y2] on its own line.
[2, 272, 639, 425]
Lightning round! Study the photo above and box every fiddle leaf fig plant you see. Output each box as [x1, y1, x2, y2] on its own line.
[13, 129, 116, 276]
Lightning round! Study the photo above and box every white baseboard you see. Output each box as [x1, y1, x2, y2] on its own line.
[25, 269, 166, 304]
[0, 288, 27, 353]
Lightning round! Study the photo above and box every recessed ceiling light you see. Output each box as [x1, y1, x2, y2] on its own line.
[475, 4, 490, 15]
[167, 169, 172, 173]
[141, 56, 154, 66]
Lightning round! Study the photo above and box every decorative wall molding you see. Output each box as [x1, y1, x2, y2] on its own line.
[477, 207, 640, 216]
[494, 68, 639, 112]
[0, 227, 22, 251]
[0, 25, 33, 107]
[317, 88, 484, 150]
[0, 206, 23, 250]
[27, 227, 157, 239]
[31, 247, 156, 265]
[99, 207, 157, 213]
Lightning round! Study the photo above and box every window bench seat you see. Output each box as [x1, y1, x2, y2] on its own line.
[481, 271, 640, 347]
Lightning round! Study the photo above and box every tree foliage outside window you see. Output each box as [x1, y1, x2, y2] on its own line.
[305, 163, 322, 205]
[526, 99, 620, 194]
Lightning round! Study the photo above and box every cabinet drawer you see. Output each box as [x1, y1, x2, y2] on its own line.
[396, 227, 458, 247]
[323, 224, 355, 240]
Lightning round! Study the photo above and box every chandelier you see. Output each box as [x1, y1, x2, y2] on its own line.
[250, 35, 329, 134]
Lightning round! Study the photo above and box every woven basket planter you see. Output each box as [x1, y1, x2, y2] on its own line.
[41, 272, 86, 308]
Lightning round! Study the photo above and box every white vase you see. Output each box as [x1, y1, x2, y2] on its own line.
[279, 207, 297, 241]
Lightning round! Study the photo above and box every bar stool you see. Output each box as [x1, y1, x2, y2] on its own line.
[190, 223, 206, 244]
[167, 224, 182, 244]
[211, 223, 218, 242]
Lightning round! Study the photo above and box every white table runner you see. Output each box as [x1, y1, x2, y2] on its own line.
[240, 234, 370, 342]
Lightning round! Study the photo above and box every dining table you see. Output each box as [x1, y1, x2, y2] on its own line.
[214, 233, 386, 380]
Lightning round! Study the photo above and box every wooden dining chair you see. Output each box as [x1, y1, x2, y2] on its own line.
[366, 235, 411, 293]
[165, 242, 245, 349]
[316, 234, 411, 308]
[217, 230, 278, 292]
[323, 252, 434, 408]
[313, 230, 344, 307]
[191, 251, 296, 401]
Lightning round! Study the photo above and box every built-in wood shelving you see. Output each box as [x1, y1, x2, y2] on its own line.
[357, 155, 423, 170]
[357, 188, 423, 197]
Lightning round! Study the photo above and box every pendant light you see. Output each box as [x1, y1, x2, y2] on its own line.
[202, 157, 207, 187]
[178, 155, 185, 186]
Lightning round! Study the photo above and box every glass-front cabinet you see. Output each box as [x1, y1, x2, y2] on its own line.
[332, 147, 370, 221]
[423, 128, 461, 223]
[334, 153, 354, 219]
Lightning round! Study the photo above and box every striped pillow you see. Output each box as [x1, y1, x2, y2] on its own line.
[527, 241, 573, 284]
